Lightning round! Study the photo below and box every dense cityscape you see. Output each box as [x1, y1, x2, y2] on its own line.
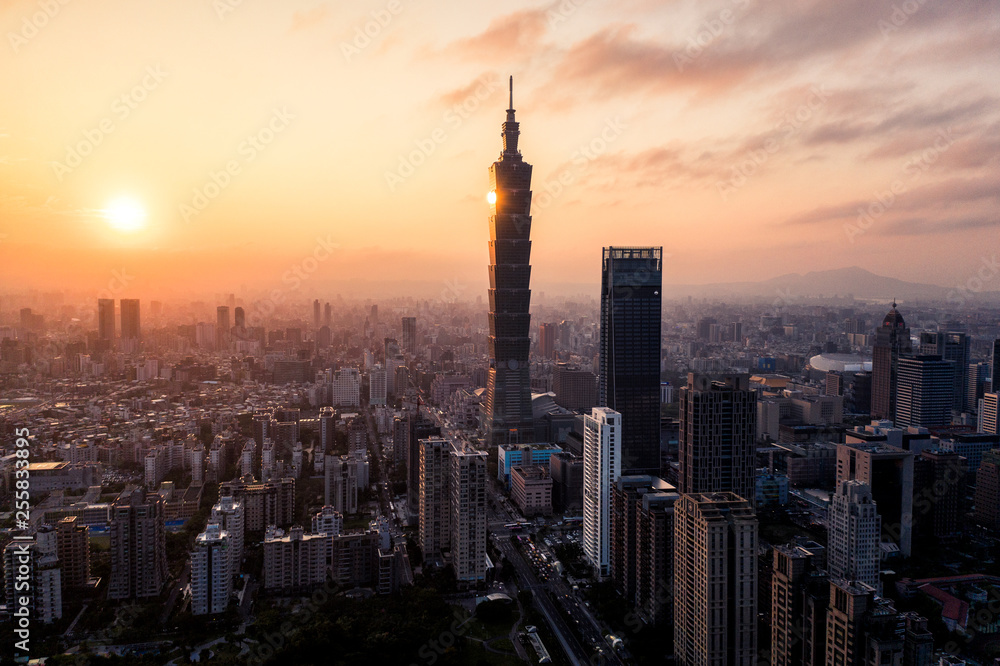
[4, 1, 1000, 665]
[3, 88, 1000, 665]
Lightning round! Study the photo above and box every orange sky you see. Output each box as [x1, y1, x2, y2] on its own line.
[1, 0, 998, 301]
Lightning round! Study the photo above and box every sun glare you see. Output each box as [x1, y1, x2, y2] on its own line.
[103, 197, 147, 232]
[487, 190, 496, 204]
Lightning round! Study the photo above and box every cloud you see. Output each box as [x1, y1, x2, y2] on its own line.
[289, 6, 329, 32]
[436, 8, 549, 61]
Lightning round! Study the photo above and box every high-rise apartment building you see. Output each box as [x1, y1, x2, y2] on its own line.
[895, 355, 956, 428]
[635, 487, 679, 625]
[599, 246, 663, 475]
[450, 446, 488, 583]
[484, 79, 535, 447]
[678, 374, 757, 502]
[771, 540, 827, 666]
[219, 477, 295, 532]
[108, 488, 167, 600]
[973, 449, 1000, 529]
[827, 481, 881, 592]
[407, 412, 441, 521]
[55, 516, 90, 589]
[871, 303, 911, 421]
[419, 437, 452, 563]
[262, 526, 329, 592]
[210, 496, 245, 571]
[3, 537, 62, 624]
[674, 492, 758, 666]
[325, 455, 359, 515]
[611, 476, 676, 608]
[582, 407, 621, 578]
[191, 523, 232, 615]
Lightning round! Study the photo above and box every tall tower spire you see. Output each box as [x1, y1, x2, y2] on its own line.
[484, 81, 534, 447]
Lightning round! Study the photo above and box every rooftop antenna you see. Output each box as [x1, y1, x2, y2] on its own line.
[508, 75, 513, 110]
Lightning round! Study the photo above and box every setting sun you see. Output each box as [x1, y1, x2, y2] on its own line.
[103, 197, 147, 232]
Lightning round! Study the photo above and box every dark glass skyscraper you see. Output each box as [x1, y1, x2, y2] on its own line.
[871, 302, 911, 421]
[484, 78, 535, 447]
[599, 246, 662, 475]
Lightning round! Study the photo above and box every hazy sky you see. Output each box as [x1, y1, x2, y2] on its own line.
[1, 0, 998, 300]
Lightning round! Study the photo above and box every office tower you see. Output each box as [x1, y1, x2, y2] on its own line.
[402, 316, 417, 354]
[582, 407, 622, 578]
[771, 540, 827, 666]
[871, 302, 911, 421]
[635, 487, 679, 625]
[451, 446, 489, 583]
[313, 299, 321, 328]
[210, 496, 245, 570]
[982, 392, 999, 435]
[990, 338, 1000, 392]
[827, 481, 881, 592]
[55, 516, 90, 589]
[325, 455, 358, 514]
[369, 364, 387, 406]
[262, 526, 329, 592]
[919, 331, 970, 412]
[599, 246, 663, 475]
[234, 305, 245, 329]
[97, 298, 115, 347]
[913, 449, 964, 542]
[484, 78, 535, 447]
[219, 477, 295, 532]
[550, 451, 584, 512]
[510, 465, 553, 516]
[848, 371, 872, 415]
[191, 523, 232, 615]
[895, 355, 955, 428]
[392, 416, 409, 467]
[387, 354, 406, 395]
[408, 412, 441, 520]
[216, 305, 231, 350]
[319, 406, 336, 451]
[973, 449, 1000, 529]
[611, 476, 675, 605]
[968, 362, 990, 415]
[553, 363, 597, 412]
[330, 367, 361, 407]
[674, 492, 758, 666]
[3, 537, 62, 624]
[384, 337, 400, 363]
[108, 488, 167, 600]
[324, 302, 332, 327]
[120, 298, 140, 343]
[836, 442, 914, 557]
[419, 437, 452, 563]
[678, 374, 757, 502]
[538, 322, 556, 359]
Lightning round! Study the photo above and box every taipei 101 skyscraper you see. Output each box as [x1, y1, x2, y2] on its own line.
[484, 78, 535, 447]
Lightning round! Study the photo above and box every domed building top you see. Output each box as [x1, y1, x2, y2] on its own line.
[882, 301, 906, 328]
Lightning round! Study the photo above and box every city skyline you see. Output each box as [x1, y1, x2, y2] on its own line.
[2, 1, 999, 298]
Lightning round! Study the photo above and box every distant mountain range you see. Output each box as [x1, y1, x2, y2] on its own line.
[656, 267, 1000, 304]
